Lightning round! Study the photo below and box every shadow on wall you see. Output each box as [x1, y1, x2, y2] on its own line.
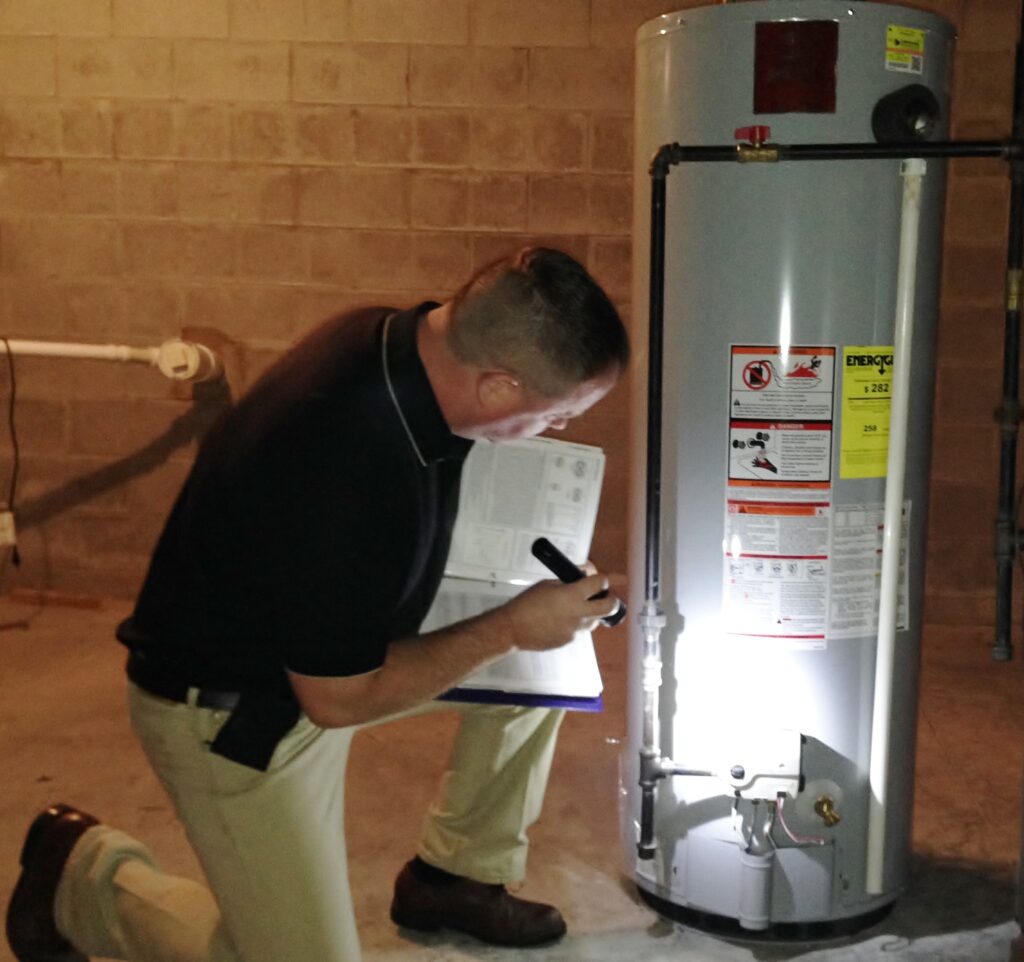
[16, 379, 230, 531]
[14, 328, 241, 541]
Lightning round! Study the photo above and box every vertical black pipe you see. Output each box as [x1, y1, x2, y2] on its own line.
[636, 152, 673, 860]
[1009, 4, 1024, 943]
[994, 24, 1024, 662]
[638, 783, 656, 858]
[645, 167, 668, 604]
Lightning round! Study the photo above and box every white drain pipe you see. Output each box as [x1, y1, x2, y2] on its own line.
[865, 158, 926, 895]
[0, 339, 222, 382]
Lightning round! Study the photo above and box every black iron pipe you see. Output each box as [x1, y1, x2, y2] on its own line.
[644, 169, 668, 604]
[638, 775, 657, 860]
[655, 139, 1014, 166]
[994, 34, 1024, 662]
[775, 139, 1012, 161]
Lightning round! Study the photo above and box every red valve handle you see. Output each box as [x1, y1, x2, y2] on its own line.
[734, 125, 772, 144]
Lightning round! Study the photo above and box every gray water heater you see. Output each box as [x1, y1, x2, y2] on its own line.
[624, 0, 953, 933]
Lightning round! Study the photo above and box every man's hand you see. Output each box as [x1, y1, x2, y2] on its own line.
[501, 573, 618, 651]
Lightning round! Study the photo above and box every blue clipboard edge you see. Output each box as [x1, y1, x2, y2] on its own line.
[437, 687, 604, 713]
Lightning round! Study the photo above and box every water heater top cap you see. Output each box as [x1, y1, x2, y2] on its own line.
[636, 0, 955, 44]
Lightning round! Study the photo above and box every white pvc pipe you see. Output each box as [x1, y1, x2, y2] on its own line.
[3, 341, 159, 364]
[865, 158, 926, 895]
[738, 851, 775, 931]
[0, 339, 221, 382]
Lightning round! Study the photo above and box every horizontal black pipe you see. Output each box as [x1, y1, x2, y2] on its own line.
[774, 140, 1011, 161]
[652, 139, 1017, 173]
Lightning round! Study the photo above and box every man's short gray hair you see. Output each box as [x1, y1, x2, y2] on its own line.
[448, 247, 629, 397]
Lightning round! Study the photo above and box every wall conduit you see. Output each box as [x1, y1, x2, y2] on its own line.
[0, 339, 223, 383]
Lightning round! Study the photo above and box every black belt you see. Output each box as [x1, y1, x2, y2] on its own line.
[125, 651, 301, 772]
[126, 651, 241, 711]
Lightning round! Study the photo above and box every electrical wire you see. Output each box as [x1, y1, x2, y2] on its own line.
[733, 796, 779, 853]
[774, 797, 826, 847]
[764, 799, 778, 851]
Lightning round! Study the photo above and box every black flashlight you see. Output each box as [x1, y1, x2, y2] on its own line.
[530, 537, 627, 627]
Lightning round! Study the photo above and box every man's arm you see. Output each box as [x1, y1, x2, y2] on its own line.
[288, 573, 615, 729]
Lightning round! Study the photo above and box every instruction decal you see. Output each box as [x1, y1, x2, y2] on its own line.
[725, 345, 837, 648]
[841, 346, 894, 479]
[723, 499, 830, 649]
[828, 501, 910, 638]
[886, 24, 924, 74]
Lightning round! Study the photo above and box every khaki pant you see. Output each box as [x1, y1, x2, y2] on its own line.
[54, 684, 565, 962]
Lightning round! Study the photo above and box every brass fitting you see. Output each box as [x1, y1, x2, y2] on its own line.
[736, 145, 779, 163]
[814, 796, 841, 828]
[1007, 268, 1021, 312]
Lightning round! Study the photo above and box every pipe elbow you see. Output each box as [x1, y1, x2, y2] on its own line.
[649, 143, 683, 178]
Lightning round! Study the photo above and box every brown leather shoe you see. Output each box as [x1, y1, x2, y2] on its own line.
[390, 860, 566, 947]
[6, 803, 98, 962]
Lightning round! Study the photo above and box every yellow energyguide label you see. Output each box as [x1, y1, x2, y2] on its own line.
[886, 25, 925, 74]
[840, 346, 893, 479]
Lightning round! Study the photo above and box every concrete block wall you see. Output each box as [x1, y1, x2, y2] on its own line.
[925, 0, 1019, 656]
[0, 0, 1018, 654]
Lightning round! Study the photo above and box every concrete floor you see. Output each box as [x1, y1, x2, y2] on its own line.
[1, 595, 1022, 962]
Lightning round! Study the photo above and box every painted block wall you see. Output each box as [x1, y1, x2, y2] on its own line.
[0, 0, 1016, 657]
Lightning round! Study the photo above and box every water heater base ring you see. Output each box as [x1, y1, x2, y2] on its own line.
[636, 886, 894, 943]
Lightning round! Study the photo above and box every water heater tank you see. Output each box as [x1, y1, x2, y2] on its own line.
[624, 0, 953, 933]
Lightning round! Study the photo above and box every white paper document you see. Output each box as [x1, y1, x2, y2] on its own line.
[444, 436, 606, 584]
[421, 437, 607, 709]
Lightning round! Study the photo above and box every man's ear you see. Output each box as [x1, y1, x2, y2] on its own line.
[476, 370, 522, 414]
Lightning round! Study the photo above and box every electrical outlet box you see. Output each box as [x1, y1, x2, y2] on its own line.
[0, 510, 17, 547]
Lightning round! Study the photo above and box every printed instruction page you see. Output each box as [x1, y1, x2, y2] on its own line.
[422, 437, 606, 701]
[445, 436, 605, 582]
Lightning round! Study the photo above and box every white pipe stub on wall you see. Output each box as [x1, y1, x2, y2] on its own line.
[153, 339, 222, 382]
[2, 338, 223, 383]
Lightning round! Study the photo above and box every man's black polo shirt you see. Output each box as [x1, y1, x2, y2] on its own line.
[118, 303, 473, 692]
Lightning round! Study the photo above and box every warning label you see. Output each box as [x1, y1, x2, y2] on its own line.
[729, 345, 836, 494]
[730, 421, 832, 484]
[725, 344, 837, 646]
[886, 24, 924, 74]
[723, 499, 830, 648]
[731, 346, 835, 422]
